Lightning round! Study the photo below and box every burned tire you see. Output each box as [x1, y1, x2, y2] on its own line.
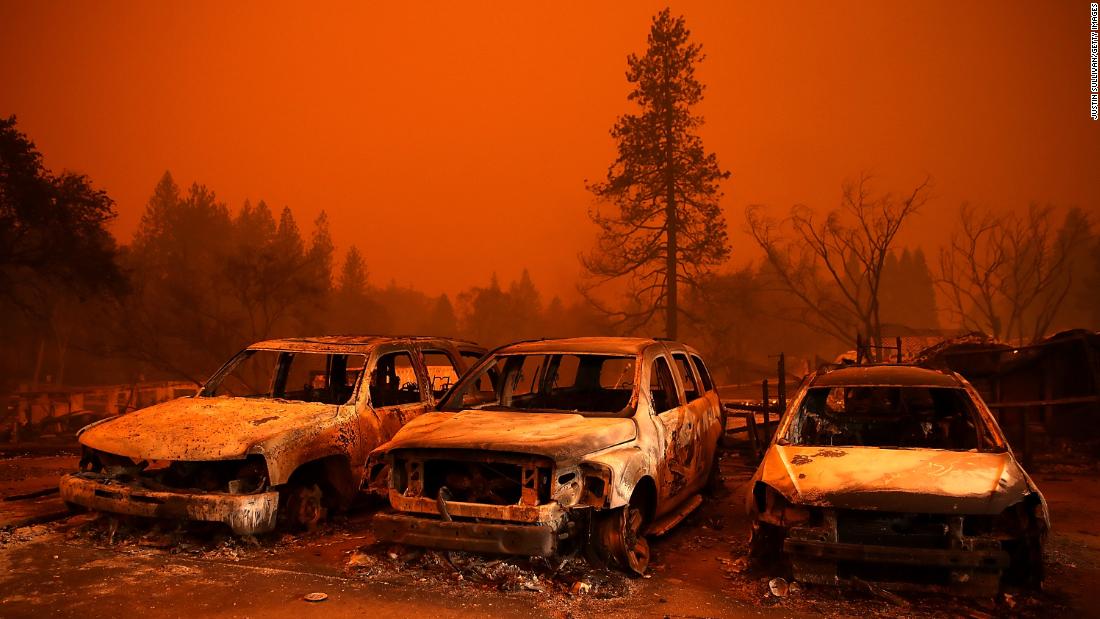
[282, 482, 326, 531]
[64, 501, 87, 514]
[589, 504, 650, 576]
[1005, 533, 1045, 589]
[749, 521, 788, 573]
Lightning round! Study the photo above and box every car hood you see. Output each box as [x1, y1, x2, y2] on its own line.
[375, 410, 636, 463]
[759, 445, 1033, 514]
[79, 396, 338, 461]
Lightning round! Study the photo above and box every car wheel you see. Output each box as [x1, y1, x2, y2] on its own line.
[591, 504, 650, 576]
[64, 501, 86, 514]
[749, 521, 787, 570]
[283, 482, 325, 531]
[1006, 533, 1045, 588]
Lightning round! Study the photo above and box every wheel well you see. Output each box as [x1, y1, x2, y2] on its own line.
[630, 476, 657, 524]
[286, 455, 356, 508]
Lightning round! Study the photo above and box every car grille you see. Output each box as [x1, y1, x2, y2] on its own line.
[836, 510, 952, 549]
[396, 452, 554, 506]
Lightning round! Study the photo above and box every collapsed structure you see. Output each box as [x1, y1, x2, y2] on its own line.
[916, 329, 1100, 458]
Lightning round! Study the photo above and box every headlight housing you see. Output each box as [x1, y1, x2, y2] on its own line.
[753, 482, 815, 526]
[575, 462, 613, 508]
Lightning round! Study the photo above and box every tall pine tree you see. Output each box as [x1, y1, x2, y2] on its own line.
[583, 8, 730, 339]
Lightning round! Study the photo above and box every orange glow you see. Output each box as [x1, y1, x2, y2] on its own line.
[1, 2, 1096, 298]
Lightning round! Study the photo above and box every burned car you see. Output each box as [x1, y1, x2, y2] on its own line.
[371, 337, 724, 575]
[60, 336, 485, 535]
[748, 365, 1048, 594]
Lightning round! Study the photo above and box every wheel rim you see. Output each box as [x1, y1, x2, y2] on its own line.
[590, 504, 651, 575]
[289, 484, 323, 529]
[620, 507, 649, 574]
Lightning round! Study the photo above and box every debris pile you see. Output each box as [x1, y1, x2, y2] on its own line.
[345, 542, 636, 599]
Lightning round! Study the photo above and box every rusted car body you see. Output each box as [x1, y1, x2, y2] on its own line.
[59, 336, 485, 534]
[371, 337, 724, 574]
[748, 365, 1048, 594]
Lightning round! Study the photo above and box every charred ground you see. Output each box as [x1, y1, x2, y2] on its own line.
[0, 449, 1094, 618]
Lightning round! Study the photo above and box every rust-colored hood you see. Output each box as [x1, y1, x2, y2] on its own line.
[760, 445, 1032, 514]
[375, 410, 636, 463]
[80, 396, 337, 461]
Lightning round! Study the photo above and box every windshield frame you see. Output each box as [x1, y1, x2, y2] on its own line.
[200, 347, 367, 405]
[438, 350, 642, 417]
[776, 379, 1008, 453]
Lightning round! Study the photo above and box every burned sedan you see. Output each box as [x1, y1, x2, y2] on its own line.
[748, 364, 1048, 594]
[60, 336, 485, 535]
[371, 337, 724, 575]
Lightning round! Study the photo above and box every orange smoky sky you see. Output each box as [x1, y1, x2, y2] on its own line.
[1, 1, 1097, 300]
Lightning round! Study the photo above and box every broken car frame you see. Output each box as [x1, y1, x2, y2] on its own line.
[59, 336, 485, 534]
[371, 337, 725, 575]
[748, 364, 1049, 595]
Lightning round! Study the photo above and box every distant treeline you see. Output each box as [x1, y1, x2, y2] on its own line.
[3, 116, 1098, 392]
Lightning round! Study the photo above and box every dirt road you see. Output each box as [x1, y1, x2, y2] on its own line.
[0, 452, 1095, 618]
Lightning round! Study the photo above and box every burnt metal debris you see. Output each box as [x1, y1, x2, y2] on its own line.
[42, 330, 1075, 600]
[371, 337, 725, 575]
[747, 363, 1048, 595]
[59, 335, 486, 534]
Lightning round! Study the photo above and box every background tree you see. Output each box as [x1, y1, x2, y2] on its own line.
[582, 8, 730, 339]
[938, 203, 1089, 342]
[0, 116, 124, 388]
[337, 245, 367, 298]
[458, 274, 517, 347]
[879, 247, 939, 332]
[116, 174, 240, 381]
[746, 173, 931, 357]
[427, 294, 459, 337]
[113, 173, 339, 382]
[1050, 207, 1097, 331]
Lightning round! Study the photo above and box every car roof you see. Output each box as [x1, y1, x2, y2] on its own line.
[249, 335, 481, 354]
[811, 364, 961, 388]
[495, 336, 699, 356]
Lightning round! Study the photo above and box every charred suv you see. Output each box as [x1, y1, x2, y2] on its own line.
[60, 336, 485, 534]
[371, 337, 724, 574]
[748, 365, 1048, 594]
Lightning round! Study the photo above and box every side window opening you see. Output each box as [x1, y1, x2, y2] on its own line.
[422, 350, 460, 400]
[691, 355, 714, 392]
[673, 353, 700, 402]
[650, 357, 681, 413]
[370, 351, 423, 407]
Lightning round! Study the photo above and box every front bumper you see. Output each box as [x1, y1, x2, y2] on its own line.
[374, 512, 560, 556]
[782, 523, 1010, 594]
[378, 491, 572, 556]
[784, 538, 1009, 569]
[59, 472, 279, 535]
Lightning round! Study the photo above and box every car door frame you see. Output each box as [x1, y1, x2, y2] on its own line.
[362, 342, 433, 447]
[668, 348, 720, 496]
[643, 345, 693, 508]
[414, 341, 467, 407]
[688, 352, 725, 475]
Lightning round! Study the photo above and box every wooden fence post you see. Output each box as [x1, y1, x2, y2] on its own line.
[761, 378, 770, 443]
[777, 353, 786, 416]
